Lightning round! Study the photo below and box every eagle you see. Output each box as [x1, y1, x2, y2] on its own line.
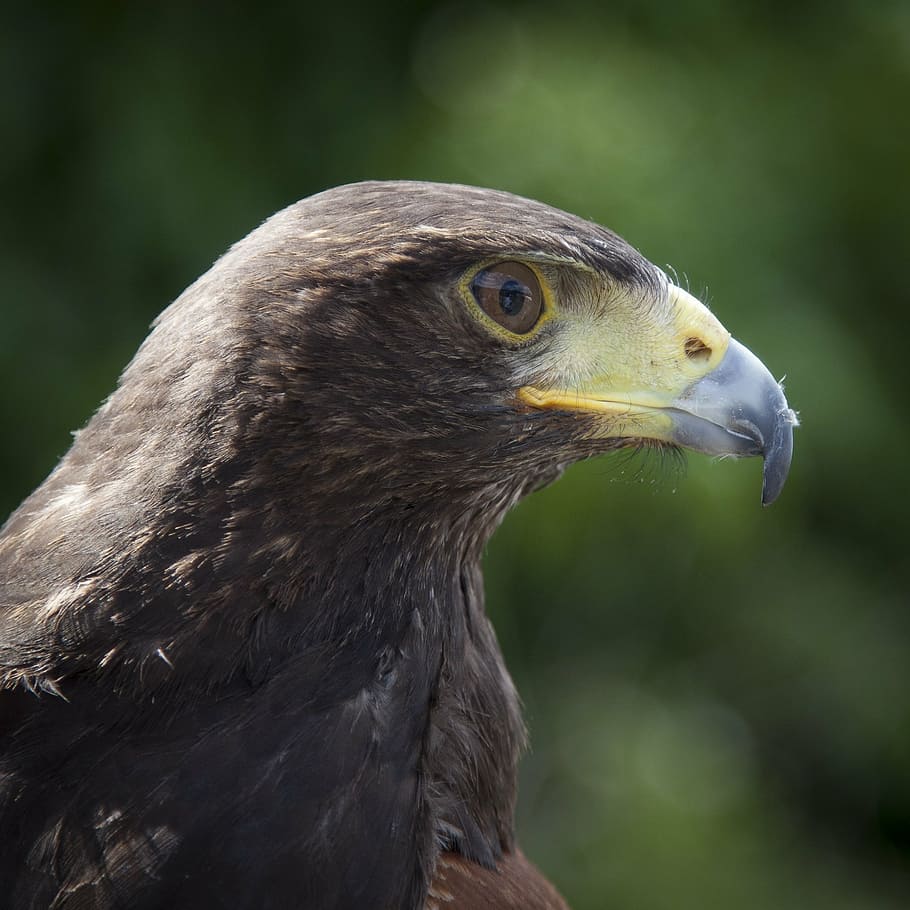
[0, 182, 796, 909]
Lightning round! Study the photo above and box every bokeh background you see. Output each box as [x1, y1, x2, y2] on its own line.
[2, 3, 909, 907]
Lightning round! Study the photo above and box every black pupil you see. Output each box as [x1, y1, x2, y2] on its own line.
[499, 279, 527, 316]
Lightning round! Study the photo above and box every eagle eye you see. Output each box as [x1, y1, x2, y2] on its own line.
[470, 261, 543, 335]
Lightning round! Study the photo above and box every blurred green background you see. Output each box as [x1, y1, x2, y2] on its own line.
[2, 2, 909, 907]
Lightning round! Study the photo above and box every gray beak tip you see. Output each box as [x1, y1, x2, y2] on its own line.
[760, 407, 797, 506]
[671, 339, 797, 507]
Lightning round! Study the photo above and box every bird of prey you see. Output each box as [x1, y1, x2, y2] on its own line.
[0, 182, 796, 909]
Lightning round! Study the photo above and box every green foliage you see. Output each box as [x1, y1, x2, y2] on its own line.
[2, 2, 908, 905]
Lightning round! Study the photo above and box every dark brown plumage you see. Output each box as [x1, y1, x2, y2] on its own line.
[0, 181, 794, 908]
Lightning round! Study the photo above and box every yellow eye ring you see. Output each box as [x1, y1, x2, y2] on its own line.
[460, 259, 555, 343]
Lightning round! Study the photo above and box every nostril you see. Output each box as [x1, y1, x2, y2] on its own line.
[684, 337, 712, 363]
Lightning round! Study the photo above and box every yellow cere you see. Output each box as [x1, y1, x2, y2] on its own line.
[516, 281, 733, 440]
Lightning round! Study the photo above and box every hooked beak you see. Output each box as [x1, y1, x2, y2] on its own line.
[662, 338, 797, 505]
[516, 284, 798, 505]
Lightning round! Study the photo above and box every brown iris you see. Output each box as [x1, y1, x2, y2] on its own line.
[470, 261, 543, 335]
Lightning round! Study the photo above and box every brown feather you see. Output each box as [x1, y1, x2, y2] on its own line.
[427, 851, 569, 909]
[0, 181, 660, 908]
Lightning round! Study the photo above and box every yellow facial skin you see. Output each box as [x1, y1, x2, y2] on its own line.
[461, 258, 795, 503]
[516, 283, 732, 446]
